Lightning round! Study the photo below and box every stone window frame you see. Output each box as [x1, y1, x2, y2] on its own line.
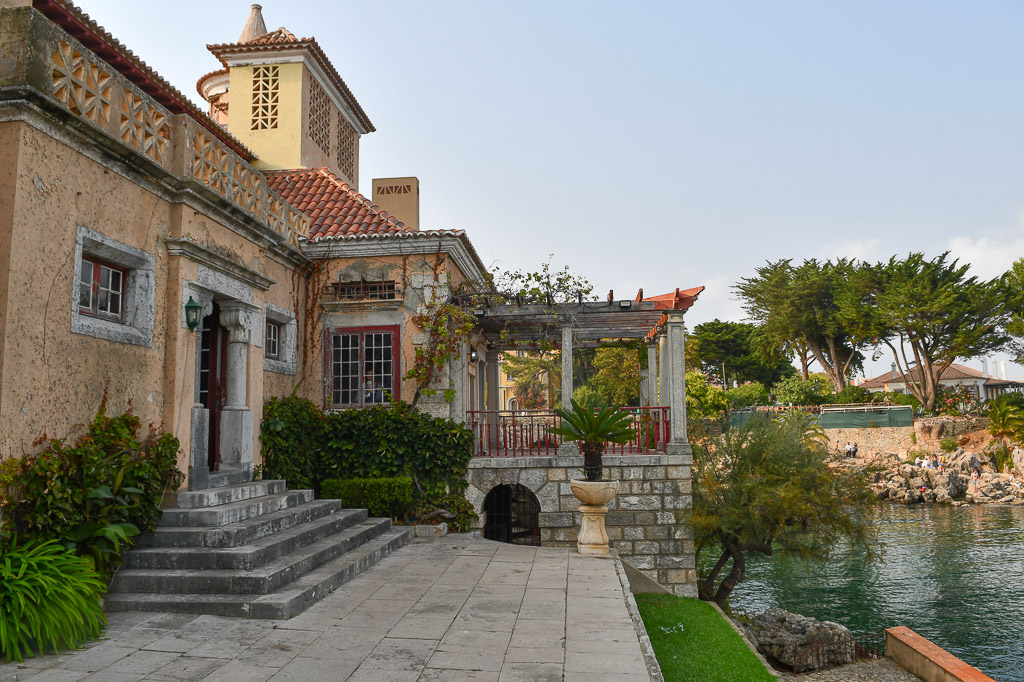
[263, 302, 297, 375]
[70, 226, 155, 347]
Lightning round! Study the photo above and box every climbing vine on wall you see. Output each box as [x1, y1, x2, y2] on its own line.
[405, 273, 477, 405]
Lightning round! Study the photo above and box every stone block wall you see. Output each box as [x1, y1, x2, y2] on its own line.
[466, 454, 696, 597]
[824, 426, 915, 458]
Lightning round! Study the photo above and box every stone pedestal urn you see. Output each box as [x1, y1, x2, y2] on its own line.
[570, 480, 619, 555]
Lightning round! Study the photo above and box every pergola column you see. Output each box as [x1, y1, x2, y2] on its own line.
[557, 326, 576, 457]
[658, 329, 669, 407]
[485, 350, 500, 452]
[561, 326, 573, 410]
[644, 342, 657, 406]
[663, 310, 691, 459]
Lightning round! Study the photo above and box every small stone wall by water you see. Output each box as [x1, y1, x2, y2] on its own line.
[825, 426, 915, 457]
[465, 454, 696, 597]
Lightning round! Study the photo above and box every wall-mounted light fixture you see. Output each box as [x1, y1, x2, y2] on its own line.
[469, 348, 479, 363]
[184, 296, 203, 332]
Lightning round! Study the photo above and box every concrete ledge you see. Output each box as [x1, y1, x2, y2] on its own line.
[613, 552, 665, 682]
[886, 626, 996, 682]
[412, 523, 447, 538]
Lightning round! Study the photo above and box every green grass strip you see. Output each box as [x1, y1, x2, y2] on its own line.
[635, 594, 775, 682]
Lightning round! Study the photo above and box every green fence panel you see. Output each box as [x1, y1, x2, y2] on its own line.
[730, 406, 913, 429]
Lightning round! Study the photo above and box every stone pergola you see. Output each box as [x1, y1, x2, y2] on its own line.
[463, 287, 703, 458]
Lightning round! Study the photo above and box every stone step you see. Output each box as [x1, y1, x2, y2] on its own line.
[157, 490, 313, 528]
[206, 466, 254, 488]
[176, 480, 287, 509]
[110, 518, 393, 595]
[124, 508, 368, 570]
[104, 527, 414, 619]
[137, 499, 349, 549]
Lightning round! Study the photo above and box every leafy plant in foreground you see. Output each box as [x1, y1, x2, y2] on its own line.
[549, 399, 635, 481]
[0, 539, 106, 663]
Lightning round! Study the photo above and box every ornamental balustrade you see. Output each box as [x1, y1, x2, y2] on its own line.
[27, 24, 308, 252]
[466, 405, 671, 458]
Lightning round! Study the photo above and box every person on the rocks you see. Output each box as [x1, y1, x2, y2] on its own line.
[971, 468, 981, 494]
[915, 455, 923, 467]
[939, 453, 946, 473]
[845, 442, 853, 458]
[851, 443, 859, 458]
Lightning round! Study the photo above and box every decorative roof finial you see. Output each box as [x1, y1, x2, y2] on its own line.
[238, 4, 268, 43]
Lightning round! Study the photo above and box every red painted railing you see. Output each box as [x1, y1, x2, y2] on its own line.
[466, 406, 670, 457]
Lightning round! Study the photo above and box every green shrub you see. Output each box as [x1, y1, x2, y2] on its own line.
[259, 394, 325, 490]
[261, 397, 473, 499]
[412, 492, 478, 533]
[0, 539, 106, 662]
[828, 385, 872, 404]
[940, 437, 958, 453]
[321, 477, 415, 519]
[991, 445, 1014, 473]
[990, 392, 1024, 411]
[320, 402, 474, 498]
[771, 375, 830, 406]
[0, 405, 182, 575]
[725, 382, 770, 410]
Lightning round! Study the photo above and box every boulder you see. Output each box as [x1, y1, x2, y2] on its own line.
[1013, 448, 1024, 478]
[749, 609, 854, 669]
[946, 451, 982, 475]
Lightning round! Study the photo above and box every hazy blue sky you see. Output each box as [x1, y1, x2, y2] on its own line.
[77, 0, 1024, 379]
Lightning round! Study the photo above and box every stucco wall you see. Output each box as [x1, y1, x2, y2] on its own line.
[467, 454, 697, 597]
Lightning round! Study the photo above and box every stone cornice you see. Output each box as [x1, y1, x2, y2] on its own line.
[302, 234, 486, 283]
[165, 238, 274, 291]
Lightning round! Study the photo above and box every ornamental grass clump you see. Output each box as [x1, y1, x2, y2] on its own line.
[549, 399, 635, 481]
[0, 539, 106, 663]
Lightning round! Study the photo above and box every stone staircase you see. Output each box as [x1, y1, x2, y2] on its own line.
[105, 479, 413, 619]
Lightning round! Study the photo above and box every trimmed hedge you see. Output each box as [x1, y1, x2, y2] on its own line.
[260, 396, 474, 499]
[321, 477, 415, 519]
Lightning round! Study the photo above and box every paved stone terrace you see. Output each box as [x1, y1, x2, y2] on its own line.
[0, 536, 653, 681]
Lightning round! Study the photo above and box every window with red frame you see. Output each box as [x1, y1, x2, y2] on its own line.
[326, 326, 399, 407]
[78, 257, 125, 321]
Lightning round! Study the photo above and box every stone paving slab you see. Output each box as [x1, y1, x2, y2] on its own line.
[0, 535, 652, 681]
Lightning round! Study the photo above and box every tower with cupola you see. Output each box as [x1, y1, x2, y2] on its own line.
[197, 4, 374, 188]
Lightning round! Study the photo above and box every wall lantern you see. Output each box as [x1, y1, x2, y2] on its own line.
[469, 348, 479, 363]
[184, 296, 203, 332]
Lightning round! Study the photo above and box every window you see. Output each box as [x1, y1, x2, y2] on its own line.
[78, 257, 125, 321]
[265, 321, 280, 359]
[326, 326, 399, 407]
[324, 280, 398, 302]
[71, 227, 155, 347]
[263, 303, 297, 375]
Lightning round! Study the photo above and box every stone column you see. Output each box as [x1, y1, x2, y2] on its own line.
[645, 343, 658, 406]
[658, 329, 669, 407]
[561, 326, 573, 410]
[557, 326, 577, 457]
[449, 341, 468, 424]
[218, 301, 257, 469]
[485, 350, 501, 454]
[664, 311, 691, 459]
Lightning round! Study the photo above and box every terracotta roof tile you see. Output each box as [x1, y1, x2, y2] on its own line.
[264, 168, 410, 240]
[860, 363, 988, 389]
[643, 287, 705, 311]
[207, 32, 374, 133]
[247, 28, 298, 44]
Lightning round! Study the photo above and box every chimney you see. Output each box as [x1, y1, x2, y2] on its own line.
[238, 4, 268, 43]
[981, 359, 989, 377]
[1001, 361, 1008, 380]
[891, 363, 898, 379]
[372, 178, 419, 231]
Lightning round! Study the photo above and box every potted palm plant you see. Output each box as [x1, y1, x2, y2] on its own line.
[549, 399, 635, 554]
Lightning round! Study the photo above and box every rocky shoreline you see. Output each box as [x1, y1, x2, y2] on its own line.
[842, 447, 1024, 506]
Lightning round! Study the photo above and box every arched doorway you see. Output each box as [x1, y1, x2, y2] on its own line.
[483, 484, 541, 546]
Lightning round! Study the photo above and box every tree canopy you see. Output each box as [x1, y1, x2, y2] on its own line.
[736, 259, 865, 393]
[689, 320, 796, 388]
[842, 252, 1007, 412]
[692, 413, 878, 607]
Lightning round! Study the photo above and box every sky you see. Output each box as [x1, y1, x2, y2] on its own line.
[76, 0, 1024, 380]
